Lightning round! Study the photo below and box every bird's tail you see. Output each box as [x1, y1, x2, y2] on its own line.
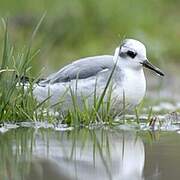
[16, 75, 45, 85]
[16, 75, 33, 84]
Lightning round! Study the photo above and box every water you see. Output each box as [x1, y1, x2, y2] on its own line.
[0, 127, 180, 180]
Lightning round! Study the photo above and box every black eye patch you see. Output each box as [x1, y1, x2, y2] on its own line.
[126, 50, 137, 58]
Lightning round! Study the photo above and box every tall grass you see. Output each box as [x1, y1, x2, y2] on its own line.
[0, 18, 46, 122]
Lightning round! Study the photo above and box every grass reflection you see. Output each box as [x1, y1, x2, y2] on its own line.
[0, 127, 147, 180]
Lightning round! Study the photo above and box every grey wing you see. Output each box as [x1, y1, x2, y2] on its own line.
[40, 55, 114, 85]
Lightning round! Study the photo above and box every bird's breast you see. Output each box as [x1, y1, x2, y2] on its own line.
[113, 69, 146, 107]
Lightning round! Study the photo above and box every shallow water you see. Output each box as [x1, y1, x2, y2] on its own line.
[0, 127, 180, 180]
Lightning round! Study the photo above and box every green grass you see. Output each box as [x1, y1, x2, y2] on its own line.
[0, 18, 46, 122]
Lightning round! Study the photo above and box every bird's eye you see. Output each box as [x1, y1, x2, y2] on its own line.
[127, 50, 137, 58]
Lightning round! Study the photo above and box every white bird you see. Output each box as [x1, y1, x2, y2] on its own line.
[32, 39, 164, 113]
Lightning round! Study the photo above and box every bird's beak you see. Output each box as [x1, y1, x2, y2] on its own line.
[141, 59, 164, 76]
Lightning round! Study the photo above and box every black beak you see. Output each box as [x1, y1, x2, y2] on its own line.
[140, 60, 164, 76]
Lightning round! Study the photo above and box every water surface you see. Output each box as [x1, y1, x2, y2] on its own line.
[0, 127, 180, 180]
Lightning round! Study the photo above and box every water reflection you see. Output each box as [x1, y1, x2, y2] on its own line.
[0, 128, 145, 180]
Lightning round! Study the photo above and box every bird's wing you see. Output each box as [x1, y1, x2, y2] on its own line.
[40, 55, 114, 84]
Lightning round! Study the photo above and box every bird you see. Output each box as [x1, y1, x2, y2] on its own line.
[32, 39, 164, 113]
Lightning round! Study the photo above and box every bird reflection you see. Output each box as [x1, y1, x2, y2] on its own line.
[26, 129, 145, 180]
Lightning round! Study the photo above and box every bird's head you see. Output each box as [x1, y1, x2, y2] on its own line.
[114, 39, 164, 76]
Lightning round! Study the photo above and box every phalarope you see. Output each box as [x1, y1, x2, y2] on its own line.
[33, 39, 164, 112]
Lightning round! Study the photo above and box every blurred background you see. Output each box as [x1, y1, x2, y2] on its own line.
[0, 0, 179, 100]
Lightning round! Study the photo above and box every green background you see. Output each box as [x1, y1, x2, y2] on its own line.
[0, 0, 179, 75]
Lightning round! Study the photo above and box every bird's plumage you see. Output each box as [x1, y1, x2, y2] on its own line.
[39, 55, 114, 85]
